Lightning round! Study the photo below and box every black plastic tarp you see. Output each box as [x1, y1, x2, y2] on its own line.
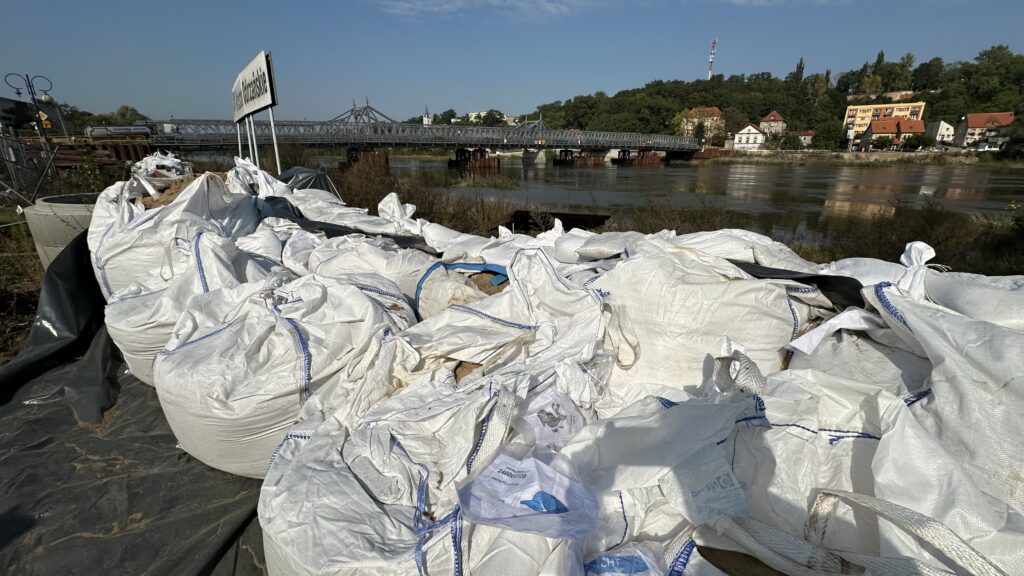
[277, 166, 338, 197]
[0, 232, 265, 575]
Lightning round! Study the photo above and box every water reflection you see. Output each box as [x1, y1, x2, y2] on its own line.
[187, 152, 1021, 222]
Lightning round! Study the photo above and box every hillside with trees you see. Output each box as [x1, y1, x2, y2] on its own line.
[523, 45, 1024, 149]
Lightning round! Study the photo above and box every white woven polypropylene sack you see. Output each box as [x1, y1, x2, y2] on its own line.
[924, 270, 1024, 330]
[589, 240, 829, 417]
[864, 281, 1024, 513]
[89, 173, 258, 299]
[306, 235, 489, 318]
[153, 271, 414, 478]
[105, 231, 281, 385]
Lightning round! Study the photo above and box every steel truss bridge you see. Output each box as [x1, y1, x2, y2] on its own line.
[147, 102, 700, 153]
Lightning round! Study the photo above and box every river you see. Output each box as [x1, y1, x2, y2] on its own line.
[188, 151, 1024, 223]
[389, 159, 1023, 218]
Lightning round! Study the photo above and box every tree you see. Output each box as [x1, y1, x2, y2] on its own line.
[478, 109, 506, 127]
[779, 133, 803, 150]
[812, 121, 844, 150]
[786, 57, 805, 85]
[433, 109, 458, 125]
[902, 133, 936, 150]
[721, 107, 749, 134]
[872, 135, 894, 149]
[693, 120, 707, 143]
[912, 57, 945, 90]
[106, 105, 148, 125]
[997, 113, 1024, 160]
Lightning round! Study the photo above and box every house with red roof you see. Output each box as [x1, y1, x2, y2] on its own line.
[677, 107, 724, 140]
[791, 130, 816, 147]
[861, 118, 926, 149]
[759, 111, 787, 136]
[954, 112, 1015, 148]
[732, 124, 767, 150]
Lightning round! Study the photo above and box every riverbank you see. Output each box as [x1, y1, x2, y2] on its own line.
[688, 150, 1024, 169]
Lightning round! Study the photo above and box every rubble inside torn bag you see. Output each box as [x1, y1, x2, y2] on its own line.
[82, 154, 1023, 575]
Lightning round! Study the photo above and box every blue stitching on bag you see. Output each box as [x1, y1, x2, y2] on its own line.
[448, 304, 536, 331]
[770, 422, 820, 435]
[786, 285, 820, 294]
[266, 432, 311, 468]
[159, 321, 238, 354]
[903, 388, 932, 407]
[875, 281, 913, 332]
[450, 507, 464, 576]
[192, 231, 209, 293]
[656, 396, 678, 409]
[354, 283, 406, 303]
[615, 492, 628, 547]
[668, 539, 697, 576]
[274, 306, 312, 400]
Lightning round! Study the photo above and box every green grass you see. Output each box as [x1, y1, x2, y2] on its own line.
[452, 174, 519, 190]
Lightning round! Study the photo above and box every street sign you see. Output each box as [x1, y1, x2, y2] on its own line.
[232, 51, 277, 123]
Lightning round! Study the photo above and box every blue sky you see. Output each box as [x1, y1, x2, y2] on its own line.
[2, 0, 1021, 122]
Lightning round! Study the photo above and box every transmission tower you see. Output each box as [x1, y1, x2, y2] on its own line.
[707, 38, 718, 80]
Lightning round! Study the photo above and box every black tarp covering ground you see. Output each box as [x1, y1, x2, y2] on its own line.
[0, 233, 266, 575]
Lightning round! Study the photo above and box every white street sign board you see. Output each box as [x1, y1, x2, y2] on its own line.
[232, 51, 277, 123]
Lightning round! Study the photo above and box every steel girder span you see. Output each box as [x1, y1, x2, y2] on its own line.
[149, 120, 700, 152]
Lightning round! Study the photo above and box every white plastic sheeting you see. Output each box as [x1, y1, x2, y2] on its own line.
[86, 158, 1023, 575]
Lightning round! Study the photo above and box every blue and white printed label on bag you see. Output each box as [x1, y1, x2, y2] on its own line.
[459, 452, 599, 540]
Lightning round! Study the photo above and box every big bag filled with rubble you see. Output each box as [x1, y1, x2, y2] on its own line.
[88, 173, 258, 299]
[104, 231, 283, 385]
[153, 271, 415, 478]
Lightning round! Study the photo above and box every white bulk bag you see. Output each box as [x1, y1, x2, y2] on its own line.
[306, 235, 490, 318]
[153, 272, 414, 478]
[864, 282, 1024, 513]
[88, 173, 258, 299]
[590, 240, 829, 417]
[105, 231, 281, 385]
[287, 190, 418, 236]
[718, 361, 1022, 573]
[924, 270, 1024, 330]
[818, 241, 935, 297]
[671, 228, 819, 273]
[261, 371, 513, 575]
[226, 156, 292, 198]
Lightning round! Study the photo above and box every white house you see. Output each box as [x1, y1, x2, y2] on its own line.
[926, 120, 954, 144]
[733, 124, 766, 150]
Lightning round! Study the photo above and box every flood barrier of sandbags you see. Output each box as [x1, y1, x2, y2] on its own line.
[87, 153, 1023, 576]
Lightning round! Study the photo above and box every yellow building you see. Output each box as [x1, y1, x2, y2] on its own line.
[843, 101, 926, 138]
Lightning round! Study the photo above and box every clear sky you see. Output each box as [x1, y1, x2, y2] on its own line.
[2, 0, 1021, 122]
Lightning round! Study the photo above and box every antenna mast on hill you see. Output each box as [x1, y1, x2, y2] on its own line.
[707, 38, 718, 80]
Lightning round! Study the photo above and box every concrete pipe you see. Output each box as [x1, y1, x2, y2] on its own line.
[23, 193, 98, 269]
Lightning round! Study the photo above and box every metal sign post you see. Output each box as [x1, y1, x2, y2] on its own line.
[248, 116, 260, 168]
[236, 123, 242, 158]
[244, 116, 253, 160]
[268, 108, 281, 174]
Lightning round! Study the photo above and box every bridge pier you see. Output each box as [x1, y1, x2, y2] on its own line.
[552, 149, 606, 167]
[338, 147, 389, 171]
[448, 147, 500, 173]
[610, 148, 663, 166]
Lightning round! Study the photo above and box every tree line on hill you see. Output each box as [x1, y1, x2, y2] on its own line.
[519, 45, 1024, 150]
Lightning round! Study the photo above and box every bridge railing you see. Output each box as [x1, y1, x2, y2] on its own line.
[148, 120, 700, 151]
